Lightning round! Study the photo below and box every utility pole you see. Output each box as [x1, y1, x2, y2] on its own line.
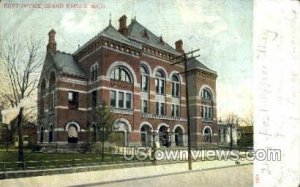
[171, 49, 200, 171]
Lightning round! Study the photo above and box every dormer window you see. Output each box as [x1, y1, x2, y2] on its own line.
[141, 29, 149, 39]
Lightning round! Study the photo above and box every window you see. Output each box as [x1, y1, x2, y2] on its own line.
[201, 88, 212, 100]
[142, 100, 148, 113]
[92, 91, 97, 107]
[201, 106, 212, 120]
[49, 93, 54, 111]
[171, 74, 180, 97]
[68, 92, 78, 110]
[155, 102, 165, 115]
[110, 91, 116, 107]
[140, 66, 149, 92]
[110, 66, 132, 83]
[110, 90, 132, 109]
[160, 103, 165, 115]
[171, 104, 180, 117]
[118, 92, 124, 108]
[90, 64, 98, 81]
[126, 93, 131, 109]
[155, 70, 165, 95]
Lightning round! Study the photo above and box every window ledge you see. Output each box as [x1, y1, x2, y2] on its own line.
[141, 113, 187, 121]
[111, 108, 133, 115]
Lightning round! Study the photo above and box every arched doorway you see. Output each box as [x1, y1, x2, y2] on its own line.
[174, 127, 184, 146]
[113, 121, 131, 147]
[67, 124, 79, 143]
[203, 127, 212, 143]
[158, 126, 168, 147]
[141, 124, 152, 147]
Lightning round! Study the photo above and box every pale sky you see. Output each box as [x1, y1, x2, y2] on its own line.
[0, 0, 253, 119]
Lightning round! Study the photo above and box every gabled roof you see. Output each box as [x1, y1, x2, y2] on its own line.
[50, 51, 86, 78]
[127, 19, 179, 55]
[74, 24, 142, 55]
[101, 25, 142, 48]
[187, 58, 217, 74]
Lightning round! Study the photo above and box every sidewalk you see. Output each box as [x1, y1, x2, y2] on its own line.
[0, 160, 253, 187]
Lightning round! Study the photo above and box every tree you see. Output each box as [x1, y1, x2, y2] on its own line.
[0, 34, 44, 166]
[94, 102, 115, 161]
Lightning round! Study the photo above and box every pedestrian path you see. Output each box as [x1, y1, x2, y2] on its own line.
[0, 160, 253, 187]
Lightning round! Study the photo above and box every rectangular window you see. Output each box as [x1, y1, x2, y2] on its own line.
[68, 92, 78, 110]
[118, 92, 124, 108]
[155, 79, 159, 93]
[126, 93, 132, 109]
[171, 104, 175, 117]
[160, 80, 165, 94]
[209, 107, 212, 119]
[176, 105, 180, 116]
[142, 100, 148, 113]
[171, 83, 175, 96]
[171, 104, 180, 117]
[160, 103, 165, 115]
[110, 91, 116, 107]
[175, 84, 180, 97]
[201, 106, 204, 118]
[92, 91, 97, 107]
[142, 76, 148, 92]
[155, 102, 159, 115]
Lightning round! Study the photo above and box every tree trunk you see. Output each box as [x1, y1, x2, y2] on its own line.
[101, 126, 104, 162]
[17, 107, 24, 168]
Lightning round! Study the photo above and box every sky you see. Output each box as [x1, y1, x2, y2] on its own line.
[0, 0, 253, 119]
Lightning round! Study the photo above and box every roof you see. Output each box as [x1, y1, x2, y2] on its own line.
[127, 19, 180, 55]
[187, 58, 217, 74]
[51, 51, 86, 78]
[74, 24, 142, 55]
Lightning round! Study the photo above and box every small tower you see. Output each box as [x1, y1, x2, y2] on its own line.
[47, 29, 57, 53]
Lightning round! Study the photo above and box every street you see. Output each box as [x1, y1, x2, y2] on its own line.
[71, 164, 253, 187]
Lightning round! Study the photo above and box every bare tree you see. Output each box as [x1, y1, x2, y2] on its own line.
[0, 34, 44, 166]
[94, 102, 115, 161]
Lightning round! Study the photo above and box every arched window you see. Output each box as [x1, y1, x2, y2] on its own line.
[49, 72, 56, 111]
[201, 88, 212, 100]
[171, 74, 180, 97]
[67, 124, 79, 143]
[200, 88, 213, 120]
[140, 65, 149, 92]
[110, 66, 132, 83]
[155, 70, 165, 95]
[49, 72, 56, 88]
[40, 79, 46, 113]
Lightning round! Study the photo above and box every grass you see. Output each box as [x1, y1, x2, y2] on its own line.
[0, 149, 133, 171]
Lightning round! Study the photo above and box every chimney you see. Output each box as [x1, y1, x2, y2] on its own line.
[175, 40, 184, 53]
[118, 15, 128, 35]
[47, 29, 57, 53]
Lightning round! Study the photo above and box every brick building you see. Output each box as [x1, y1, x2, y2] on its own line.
[37, 15, 217, 147]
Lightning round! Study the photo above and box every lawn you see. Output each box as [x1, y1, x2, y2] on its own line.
[0, 149, 133, 171]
